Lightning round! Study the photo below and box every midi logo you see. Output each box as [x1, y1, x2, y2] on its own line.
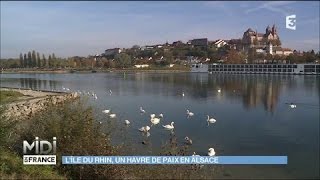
[23, 137, 57, 165]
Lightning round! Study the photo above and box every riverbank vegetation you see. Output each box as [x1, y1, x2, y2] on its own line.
[0, 90, 24, 105]
[0, 98, 220, 179]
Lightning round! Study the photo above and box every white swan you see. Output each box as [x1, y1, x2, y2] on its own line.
[185, 136, 192, 145]
[139, 126, 150, 132]
[289, 103, 297, 108]
[187, 110, 194, 117]
[150, 114, 156, 119]
[124, 120, 130, 125]
[109, 114, 116, 118]
[102, 109, 110, 114]
[159, 113, 164, 118]
[163, 122, 174, 130]
[192, 152, 199, 156]
[208, 148, 216, 156]
[207, 115, 217, 123]
[150, 117, 160, 125]
[140, 107, 146, 113]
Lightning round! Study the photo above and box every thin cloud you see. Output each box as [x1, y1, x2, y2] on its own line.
[245, 1, 296, 16]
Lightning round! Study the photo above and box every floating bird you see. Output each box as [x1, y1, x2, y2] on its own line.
[124, 120, 130, 125]
[102, 109, 110, 114]
[94, 94, 98, 100]
[142, 140, 149, 145]
[182, 92, 185, 97]
[109, 89, 112, 95]
[163, 122, 174, 130]
[159, 113, 164, 118]
[289, 103, 297, 108]
[99, 121, 103, 124]
[192, 152, 199, 156]
[150, 114, 156, 119]
[208, 148, 216, 156]
[109, 114, 116, 118]
[187, 110, 194, 117]
[140, 107, 146, 113]
[139, 126, 150, 132]
[185, 136, 193, 145]
[150, 117, 160, 125]
[207, 115, 217, 123]
[217, 89, 221, 93]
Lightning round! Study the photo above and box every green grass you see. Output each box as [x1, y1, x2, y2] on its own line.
[0, 149, 65, 180]
[0, 90, 24, 104]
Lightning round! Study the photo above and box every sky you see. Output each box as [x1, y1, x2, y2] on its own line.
[1, 1, 319, 58]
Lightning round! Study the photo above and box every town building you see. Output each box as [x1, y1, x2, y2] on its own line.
[214, 39, 228, 48]
[190, 38, 208, 47]
[103, 48, 122, 56]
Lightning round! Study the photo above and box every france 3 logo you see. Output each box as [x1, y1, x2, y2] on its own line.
[286, 14, 296, 30]
[23, 137, 57, 165]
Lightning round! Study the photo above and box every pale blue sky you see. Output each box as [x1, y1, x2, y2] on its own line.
[1, 1, 319, 58]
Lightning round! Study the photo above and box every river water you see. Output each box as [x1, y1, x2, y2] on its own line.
[1, 72, 319, 178]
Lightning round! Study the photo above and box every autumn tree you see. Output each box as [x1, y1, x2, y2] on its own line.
[225, 49, 244, 64]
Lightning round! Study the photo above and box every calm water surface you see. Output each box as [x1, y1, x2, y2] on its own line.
[1, 72, 319, 178]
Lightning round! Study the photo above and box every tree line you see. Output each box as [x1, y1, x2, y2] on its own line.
[19, 50, 57, 68]
[0, 51, 70, 69]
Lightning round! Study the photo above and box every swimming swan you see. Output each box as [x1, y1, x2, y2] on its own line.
[207, 115, 217, 123]
[150, 117, 160, 125]
[163, 122, 174, 130]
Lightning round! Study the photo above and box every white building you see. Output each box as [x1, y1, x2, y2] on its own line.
[214, 39, 228, 48]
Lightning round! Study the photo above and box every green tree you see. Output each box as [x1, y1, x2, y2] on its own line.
[27, 51, 32, 68]
[19, 53, 23, 68]
[36, 52, 41, 67]
[23, 53, 27, 67]
[31, 50, 36, 67]
[286, 54, 295, 64]
[48, 55, 52, 68]
[42, 54, 47, 68]
[115, 53, 132, 68]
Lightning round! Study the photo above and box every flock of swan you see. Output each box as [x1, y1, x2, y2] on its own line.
[60, 86, 298, 157]
[102, 105, 217, 156]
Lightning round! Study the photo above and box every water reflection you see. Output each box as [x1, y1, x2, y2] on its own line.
[125, 73, 319, 112]
[1, 73, 319, 113]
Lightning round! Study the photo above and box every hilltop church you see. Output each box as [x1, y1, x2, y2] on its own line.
[242, 24, 281, 50]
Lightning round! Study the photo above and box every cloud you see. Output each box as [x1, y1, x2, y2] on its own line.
[245, 1, 296, 16]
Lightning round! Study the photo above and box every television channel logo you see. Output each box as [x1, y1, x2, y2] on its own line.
[286, 14, 296, 30]
[23, 137, 57, 165]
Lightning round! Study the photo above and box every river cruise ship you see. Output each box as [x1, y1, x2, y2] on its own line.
[191, 63, 320, 75]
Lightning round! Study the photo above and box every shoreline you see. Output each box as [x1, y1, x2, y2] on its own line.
[1, 87, 79, 119]
[1, 68, 190, 74]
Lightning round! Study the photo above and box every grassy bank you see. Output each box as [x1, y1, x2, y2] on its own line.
[0, 90, 24, 105]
